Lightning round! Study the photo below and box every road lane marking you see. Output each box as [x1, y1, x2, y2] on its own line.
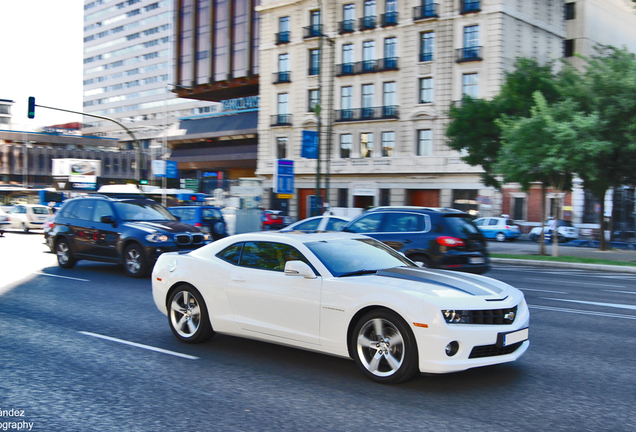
[522, 278, 625, 288]
[33, 272, 90, 282]
[79, 331, 199, 360]
[604, 290, 636, 295]
[529, 305, 636, 320]
[518, 287, 569, 294]
[541, 298, 636, 311]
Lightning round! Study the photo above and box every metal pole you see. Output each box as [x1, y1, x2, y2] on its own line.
[325, 38, 335, 209]
[314, 0, 323, 217]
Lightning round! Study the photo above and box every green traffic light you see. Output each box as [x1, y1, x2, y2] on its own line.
[27, 96, 35, 119]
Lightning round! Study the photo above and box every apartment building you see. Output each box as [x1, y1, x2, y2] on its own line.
[255, 0, 566, 219]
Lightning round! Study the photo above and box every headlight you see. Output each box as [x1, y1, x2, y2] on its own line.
[442, 310, 471, 324]
[146, 233, 169, 243]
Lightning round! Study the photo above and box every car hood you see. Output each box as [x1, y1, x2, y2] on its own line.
[356, 267, 512, 300]
[123, 220, 201, 234]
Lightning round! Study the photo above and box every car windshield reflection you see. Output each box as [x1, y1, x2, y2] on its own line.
[114, 201, 177, 221]
[305, 237, 415, 277]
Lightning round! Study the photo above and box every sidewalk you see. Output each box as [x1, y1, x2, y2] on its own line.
[487, 241, 636, 273]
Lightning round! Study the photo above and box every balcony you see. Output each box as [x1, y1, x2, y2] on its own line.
[460, 0, 480, 14]
[336, 58, 399, 76]
[271, 114, 292, 126]
[335, 106, 399, 122]
[308, 66, 320, 76]
[303, 25, 323, 39]
[420, 52, 433, 62]
[339, 20, 355, 34]
[359, 16, 376, 31]
[381, 12, 398, 27]
[276, 31, 290, 44]
[456, 46, 482, 63]
[273, 71, 291, 84]
[413, 3, 438, 20]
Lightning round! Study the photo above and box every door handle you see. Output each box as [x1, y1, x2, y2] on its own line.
[231, 276, 245, 282]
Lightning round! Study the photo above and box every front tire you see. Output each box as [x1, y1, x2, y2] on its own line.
[22, 223, 29, 233]
[167, 285, 215, 344]
[56, 238, 76, 269]
[351, 310, 419, 384]
[123, 243, 149, 278]
[495, 232, 507, 242]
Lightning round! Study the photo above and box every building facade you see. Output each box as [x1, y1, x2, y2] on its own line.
[255, 0, 566, 219]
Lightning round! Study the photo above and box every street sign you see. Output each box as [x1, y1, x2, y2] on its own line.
[301, 130, 318, 159]
[275, 159, 294, 195]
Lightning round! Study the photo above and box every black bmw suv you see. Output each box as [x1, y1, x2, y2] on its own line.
[341, 207, 489, 274]
[47, 195, 210, 277]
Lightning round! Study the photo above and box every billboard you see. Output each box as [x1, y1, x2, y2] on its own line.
[52, 159, 101, 176]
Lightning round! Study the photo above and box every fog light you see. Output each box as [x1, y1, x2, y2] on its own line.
[445, 341, 459, 357]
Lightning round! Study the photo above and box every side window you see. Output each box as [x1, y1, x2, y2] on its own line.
[382, 213, 425, 232]
[239, 242, 308, 272]
[488, 219, 499, 226]
[217, 243, 243, 265]
[325, 218, 347, 231]
[169, 209, 183, 219]
[294, 218, 321, 231]
[347, 213, 384, 233]
[93, 201, 115, 223]
[202, 208, 222, 220]
[76, 200, 96, 221]
[60, 201, 80, 219]
[473, 218, 484, 226]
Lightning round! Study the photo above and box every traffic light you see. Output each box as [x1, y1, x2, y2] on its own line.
[139, 179, 149, 185]
[27, 97, 35, 119]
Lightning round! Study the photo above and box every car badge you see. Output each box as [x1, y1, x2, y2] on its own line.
[504, 312, 516, 321]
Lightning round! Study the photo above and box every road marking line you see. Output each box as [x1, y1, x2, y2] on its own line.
[522, 278, 625, 288]
[529, 305, 636, 320]
[79, 331, 199, 360]
[33, 272, 90, 282]
[518, 287, 569, 294]
[604, 290, 636, 295]
[541, 298, 636, 311]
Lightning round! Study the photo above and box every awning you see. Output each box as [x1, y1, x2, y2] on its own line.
[169, 143, 257, 170]
[167, 111, 258, 144]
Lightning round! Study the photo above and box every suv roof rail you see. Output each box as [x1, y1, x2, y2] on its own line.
[367, 206, 466, 214]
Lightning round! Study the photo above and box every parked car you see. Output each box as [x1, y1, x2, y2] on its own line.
[340, 207, 489, 274]
[152, 231, 529, 384]
[47, 195, 210, 277]
[6, 204, 54, 233]
[168, 206, 227, 241]
[528, 220, 579, 243]
[280, 214, 350, 232]
[0, 208, 9, 236]
[261, 210, 289, 230]
[473, 217, 521, 242]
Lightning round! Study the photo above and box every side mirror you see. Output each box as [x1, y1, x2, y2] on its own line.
[101, 215, 116, 226]
[284, 260, 317, 279]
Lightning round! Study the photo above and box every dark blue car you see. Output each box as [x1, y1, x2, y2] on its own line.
[167, 206, 227, 241]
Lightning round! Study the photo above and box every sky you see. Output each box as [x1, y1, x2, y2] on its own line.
[0, 0, 84, 129]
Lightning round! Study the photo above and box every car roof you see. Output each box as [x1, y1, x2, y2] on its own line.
[216, 230, 368, 245]
[364, 206, 469, 215]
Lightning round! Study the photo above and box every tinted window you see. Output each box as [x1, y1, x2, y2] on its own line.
[217, 243, 243, 265]
[76, 200, 96, 221]
[505, 219, 515, 226]
[93, 201, 115, 223]
[443, 215, 480, 236]
[346, 213, 384, 233]
[113, 200, 177, 221]
[239, 242, 308, 272]
[488, 219, 499, 226]
[32, 207, 51, 215]
[325, 218, 347, 231]
[381, 213, 426, 232]
[60, 201, 81, 219]
[294, 218, 321, 231]
[473, 218, 485, 226]
[202, 208, 222, 220]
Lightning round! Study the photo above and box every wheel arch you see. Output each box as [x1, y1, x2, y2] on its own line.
[346, 305, 415, 359]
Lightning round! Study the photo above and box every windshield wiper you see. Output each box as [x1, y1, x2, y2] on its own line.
[339, 269, 379, 278]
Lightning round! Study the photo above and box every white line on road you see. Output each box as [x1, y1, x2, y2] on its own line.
[541, 298, 636, 311]
[604, 289, 636, 295]
[522, 278, 625, 288]
[518, 287, 569, 294]
[529, 305, 636, 320]
[79, 331, 199, 360]
[33, 272, 90, 282]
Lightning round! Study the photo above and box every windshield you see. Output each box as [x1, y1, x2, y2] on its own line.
[114, 200, 177, 222]
[305, 237, 415, 277]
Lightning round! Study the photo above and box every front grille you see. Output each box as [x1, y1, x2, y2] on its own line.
[191, 233, 205, 244]
[465, 306, 517, 325]
[174, 234, 193, 245]
[469, 341, 523, 359]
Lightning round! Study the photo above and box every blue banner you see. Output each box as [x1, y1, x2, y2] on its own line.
[301, 130, 318, 159]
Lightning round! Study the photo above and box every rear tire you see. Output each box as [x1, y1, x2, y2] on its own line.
[495, 232, 506, 242]
[22, 223, 29, 233]
[56, 238, 76, 269]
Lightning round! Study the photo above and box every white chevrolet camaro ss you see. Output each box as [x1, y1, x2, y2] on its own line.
[152, 232, 529, 384]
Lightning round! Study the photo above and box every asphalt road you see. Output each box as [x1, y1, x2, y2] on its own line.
[1, 232, 635, 431]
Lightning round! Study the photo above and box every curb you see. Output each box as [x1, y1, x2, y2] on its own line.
[490, 258, 636, 274]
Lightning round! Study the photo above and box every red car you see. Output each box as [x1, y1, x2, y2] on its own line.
[261, 210, 287, 230]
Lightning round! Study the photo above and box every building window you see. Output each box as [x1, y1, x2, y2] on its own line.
[363, 40, 376, 72]
[307, 9, 321, 37]
[419, 77, 434, 103]
[309, 48, 321, 75]
[362, 0, 376, 29]
[420, 32, 434, 62]
[342, 43, 355, 74]
[565, 3, 575, 20]
[417, 129, 433, 156]
[381, 131, 395, 157]
[278, 16, 290, 43]
[362, 84, 375, 118]
[460, 0, 480, 14]
[308, 89, 320, 112]
[564, 39, 575, 57]
[452, 189, 478, 213]
[513, 197, 525, 220]
[384, 37, 397, 68]
[379, 189, 390, 206]
[341, 4, 355, 33]
[383, 81, 396, 116]
[338, 188, 348, 207]
[277, 137, 288, 159]
[462, 73, 478, 97]
[341, 86, 353, 119]
[383, 0, 398, 26]
[277, 93, 289, 125]
[462, 25, 480, 60]
[361, 132, 374, 157]
[277, 53, 290, 83]
[340, 134, 353, 158]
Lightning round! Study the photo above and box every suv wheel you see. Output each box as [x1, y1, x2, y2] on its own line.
[123, 244, 149, 278]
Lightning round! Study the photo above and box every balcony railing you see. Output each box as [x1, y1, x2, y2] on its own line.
[460, 0, 480, 14]
[335, 106, 399, 122]
[359, 15, 376, 30]
[276, 31, 290, 44]
[273, 71, 291, 84]
[271, 114, 292, 126]
[303, 24, 323, 39]
[381, 12, 398, 27]
[413, 3, 438, 20]
[420, 52, 433, 62]
[336, 58, 399, 76]
[308, 66, 320, 76]
[456, 46, 482, 62]
[339, 19, 355, 34]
